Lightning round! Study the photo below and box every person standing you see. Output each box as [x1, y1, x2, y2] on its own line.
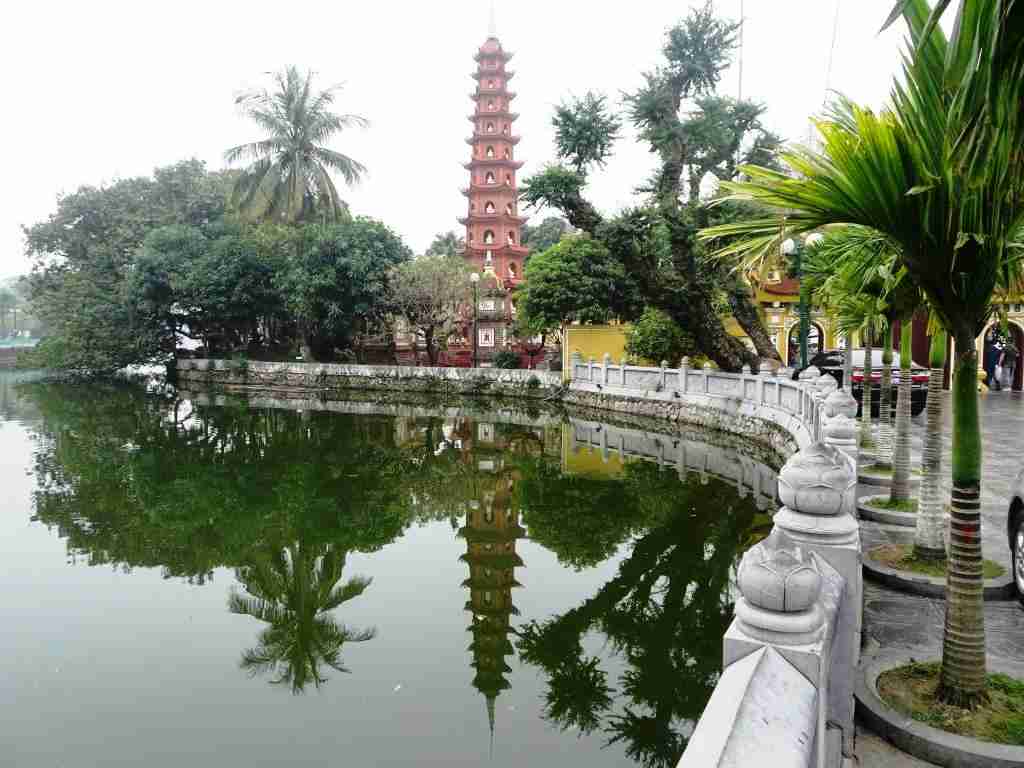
[1000, 342, 1019, 391]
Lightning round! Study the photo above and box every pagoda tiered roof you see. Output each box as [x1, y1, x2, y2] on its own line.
[472, 69, 515, 81]
[465, 133, 520, 145]
[458, 213, 529, 226]
[462, 159, 524, 171]
[468, 110, 520, 122]
[472, 89, 517, 100]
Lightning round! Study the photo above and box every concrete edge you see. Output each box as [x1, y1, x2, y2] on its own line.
[861, 555, 1014, 601]
[858, 494, 917, 527]
[855, 651, 1024, 768]
[858, 470, 922, 489]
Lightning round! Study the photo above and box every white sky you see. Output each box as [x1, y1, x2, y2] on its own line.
[1, 0, 908, 278]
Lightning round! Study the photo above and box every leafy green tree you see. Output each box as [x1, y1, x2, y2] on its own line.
[424, 231, 465, 258]
[522, 4, 781, 370]
[0, 288, 17, 335]
[552, 91, 622, 173]
[130, 222, 289, 354]
[225, 67, 367, 225]
[280, 218, 412, 361]
[702, 0, 1024, 705]
[388, 255, 474, 365]
[520, 216, 571, 255]
[626, 307, 693, 366]
[515, 235, 640, 341]
[23, 160, 235, 372]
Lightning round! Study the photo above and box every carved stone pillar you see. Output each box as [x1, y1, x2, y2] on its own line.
[772, 443, 860, 759]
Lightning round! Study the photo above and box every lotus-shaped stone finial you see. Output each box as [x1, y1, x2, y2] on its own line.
[823, 414, 857, 444]
[777, 442, 854, 516]
[814, 373, 839, 395]
[738, 529, 822, 613]
[824, 388, 859, 419]
[798, 365, 822, 381]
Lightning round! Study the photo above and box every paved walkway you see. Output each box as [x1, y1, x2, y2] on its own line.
[855, 391, 1024, 765]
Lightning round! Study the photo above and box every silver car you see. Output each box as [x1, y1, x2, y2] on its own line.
[1010, 467, 1024, 605]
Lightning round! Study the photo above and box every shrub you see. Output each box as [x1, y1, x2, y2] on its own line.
[625, 307, 694, 367]
[526, 374, 541, 389]
[492, 350, 521, 369]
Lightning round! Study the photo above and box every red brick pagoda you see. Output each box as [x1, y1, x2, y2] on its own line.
[459, 24, 529, 361]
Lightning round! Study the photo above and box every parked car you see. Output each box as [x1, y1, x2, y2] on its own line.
[1008, 467, 1024, 606]
[793, 349, 929, 417]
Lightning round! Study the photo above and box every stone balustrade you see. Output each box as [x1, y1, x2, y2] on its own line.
[568, 355, 837, 458]
[678, 442, 862, 768]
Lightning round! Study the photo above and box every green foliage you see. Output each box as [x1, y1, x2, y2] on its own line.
[279, 218, 412, 361]
[520, 216, 571, 255]
[424, 230, 465, 258]
[491, 349, 520, 369]
[516, 236, 640, 337]
[520, 166, 603, 234]
[626, 307, 693, 366]
[552, 91, 622, 173]
[225, 67, 367, 225]
[389, 255, 474, 365]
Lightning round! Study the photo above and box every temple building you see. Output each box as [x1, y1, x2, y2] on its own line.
[458, 25, 529, 363]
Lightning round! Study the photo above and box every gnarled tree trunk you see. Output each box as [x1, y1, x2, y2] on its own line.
[727, 285, 782, 365]
[891, 322, 914, 501]
[915, 330, 947, 560]
[938, 326, 988, 708]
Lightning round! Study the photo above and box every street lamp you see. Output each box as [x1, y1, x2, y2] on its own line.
[782, 234, 823, 370]
[470, 272, 480, 368]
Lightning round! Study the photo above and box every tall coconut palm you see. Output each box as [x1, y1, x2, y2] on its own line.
[225, 67, 368, 225]
[701, 0, 1024, 706]
[229, 540, 376, 693]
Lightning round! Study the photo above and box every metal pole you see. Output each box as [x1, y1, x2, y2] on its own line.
[472, 282, 478, 368]
[797, 246, 809, 369]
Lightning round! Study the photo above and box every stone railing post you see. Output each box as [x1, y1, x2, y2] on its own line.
[824, 415, 859, 478]
[570, 351, 582, 381]
[679, 356, 690, 393]
[588, 356, 596, 383]
[773, 443, 860, 759]
[603, 353, 611, 385]
[758, 360, 773, 404]
[660, 360, 668, 390]
[703, 361, 713, 394]
[620, 356, 628, 387]
[720, 532, 839, 768]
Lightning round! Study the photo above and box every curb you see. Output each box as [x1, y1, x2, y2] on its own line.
[862, 555, 1015, 601]
[858, 470, 921, 489]
[856, 651, 1024, 768]
[858, 494, 917, 527]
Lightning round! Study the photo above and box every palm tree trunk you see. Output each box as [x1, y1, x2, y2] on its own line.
[861, 321, 875, 449]
[937, 326, 988, 708]
[915, 329, 947, 560]
[844, 332, 855, 392]
[891, 322, 914, 501]
[876, 326, 894, 468]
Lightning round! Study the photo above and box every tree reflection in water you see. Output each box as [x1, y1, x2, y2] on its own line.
[516, 460, 770, 768]
[229, 542, 375, 693]
[20, 378, 774, 761]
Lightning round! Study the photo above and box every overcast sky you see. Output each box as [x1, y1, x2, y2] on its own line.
[1, 0, 909, 277]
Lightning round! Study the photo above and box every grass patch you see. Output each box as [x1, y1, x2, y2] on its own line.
[868, 544, 1006, 579]
[866, 497, 919, 513]
[878, 661, 1024, 746]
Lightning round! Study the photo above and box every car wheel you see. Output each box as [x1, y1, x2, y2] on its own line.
[1014, 517, 1024, 608]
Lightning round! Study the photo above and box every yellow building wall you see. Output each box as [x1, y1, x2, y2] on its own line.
[560, 427, 626, 477]
[563, 325, 631, 382]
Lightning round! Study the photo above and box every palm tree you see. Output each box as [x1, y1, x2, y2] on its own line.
[225, 67, 368, 225]
[229, 540, 376, 693]
[701, 1, 1024, 706]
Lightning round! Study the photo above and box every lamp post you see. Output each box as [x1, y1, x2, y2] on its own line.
[782, 233, 823, 370]
[470, 272, 480, 368]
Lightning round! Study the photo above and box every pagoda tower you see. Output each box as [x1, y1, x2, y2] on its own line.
[458, 436, 524, 747]
[459, 25, 529, 361]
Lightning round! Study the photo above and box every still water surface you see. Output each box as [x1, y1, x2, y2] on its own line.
[1, 374, 776, 767]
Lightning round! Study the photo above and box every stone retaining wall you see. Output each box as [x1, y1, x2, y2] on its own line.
[176, 359, 562, 399]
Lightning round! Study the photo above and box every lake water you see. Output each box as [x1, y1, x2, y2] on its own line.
[0, 373, 777, 767]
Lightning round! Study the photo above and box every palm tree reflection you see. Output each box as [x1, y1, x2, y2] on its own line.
[229, 541, 376, 693]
